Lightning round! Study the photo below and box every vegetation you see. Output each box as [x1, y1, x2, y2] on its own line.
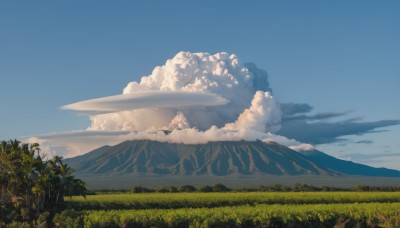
[179, 185, 197, 192]
[95, 183, 400, 194]
[56, 203, 400, 227]
[0, 140, 87, 226]
[2, 139, 400, 227]
[66, 192, 400, 210]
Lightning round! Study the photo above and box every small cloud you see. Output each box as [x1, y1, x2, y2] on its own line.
[280, 102, 313, 116]
[283, 111, 349, 121]
[355, 140, 373, 144]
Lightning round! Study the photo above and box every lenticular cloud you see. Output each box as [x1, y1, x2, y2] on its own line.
[29, 52, 312, 157]
[62, 91, 228, 114]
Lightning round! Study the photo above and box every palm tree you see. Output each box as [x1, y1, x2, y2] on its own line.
[0, 140, 87, 223]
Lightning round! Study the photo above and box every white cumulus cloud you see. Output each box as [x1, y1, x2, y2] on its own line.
[88, 51, 273, 131]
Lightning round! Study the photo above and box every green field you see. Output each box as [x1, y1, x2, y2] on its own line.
[67, 192, 400, 210]
[58, 192, 400, 227]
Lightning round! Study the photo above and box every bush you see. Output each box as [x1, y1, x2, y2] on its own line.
[292, 183, 320, 192]
[199, 185, 213, 192]
[168, 186, 178, 193]
[157, 188, 169, 193]
[180, 185, 197, 192]
[132, 186, 153, 193]
[36, 212, 50, 227]
[53, 209, 83, 228]
[212, 183, 230, 192]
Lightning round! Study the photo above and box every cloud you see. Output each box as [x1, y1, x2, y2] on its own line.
[25, 51, 398, 159]
[62, 91, 228, 114]
[283, 111, 349, 121]
[224, 91, 281, 133]
[26, 130, 129, 158]
[86, 52, 274, 132]
[280, 102, 313, 116]
[280, 102, 399, 145]
[355, 140, 373, 144]
[279, 118, 400, 144]
[27, 90, 311, 157]
[28, 128, 313, 158]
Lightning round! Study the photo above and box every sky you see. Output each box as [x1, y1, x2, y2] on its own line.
[1, 1, 399, 169]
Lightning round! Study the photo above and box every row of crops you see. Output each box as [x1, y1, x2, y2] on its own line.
[66, 192, 400, 210]
[57, 192, 400, 227]
[57, 202, 400, 227]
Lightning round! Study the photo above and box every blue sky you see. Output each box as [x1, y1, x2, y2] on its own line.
[1, 1, 399, 168]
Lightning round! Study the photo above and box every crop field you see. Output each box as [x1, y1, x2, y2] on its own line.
[66, 192, 400, 210]
[57, 192, 400, 227]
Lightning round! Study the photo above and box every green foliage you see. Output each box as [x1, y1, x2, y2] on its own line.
[179, 185, 197, 192]
[132, 186, 153, 193]
[353, 184, 371, 192]
[198, 185, 213, 192]
[53, 209, 83, 228]
[36, 211, 50, 227]
[168, 186, 178, 193]
[157, 188, 169, 193]
[0, 140, 87, 225]
[291, 183, 321, 192]
[212, 183, 230, 192]
[58, 203, 400, 227]
[122, 183, 400, 194]
[66, 192, 400, 211]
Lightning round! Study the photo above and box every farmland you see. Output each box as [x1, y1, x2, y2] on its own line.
[57, 192, 400, 227]
[66, 192, 400, 210]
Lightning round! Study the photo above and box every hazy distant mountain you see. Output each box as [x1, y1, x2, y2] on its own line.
[64, 140, 400, 178]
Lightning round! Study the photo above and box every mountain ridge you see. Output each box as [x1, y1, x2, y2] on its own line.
[64, 140, 400, 178]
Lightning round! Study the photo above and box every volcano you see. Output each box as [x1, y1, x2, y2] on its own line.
[64, 140, 400, 188]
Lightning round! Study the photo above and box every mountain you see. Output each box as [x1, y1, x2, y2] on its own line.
[65, 140, 339, 176]
[64, 140, 400, 178]
[298, 149, 400, 177]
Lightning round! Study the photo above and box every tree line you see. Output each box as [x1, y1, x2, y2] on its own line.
[0, 140, 87, 227]
[96, 183, 400, 194]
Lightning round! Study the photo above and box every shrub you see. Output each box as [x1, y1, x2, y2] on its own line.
[168, 186, 178, 193]
[199, 185, 213, 192]
[212, 183, 230, 192]
[180, 185, 197, 192]
[132, 186, 153, 193]
[53, 209, 83, 228]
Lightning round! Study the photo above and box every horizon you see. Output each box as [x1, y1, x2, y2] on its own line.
[1, 1, 399, 170]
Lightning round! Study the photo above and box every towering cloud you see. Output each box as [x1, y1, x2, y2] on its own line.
[84, 52, 274, 132]
[224, 91, 281, 133]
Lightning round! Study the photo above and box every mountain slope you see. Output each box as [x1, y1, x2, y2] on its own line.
[298, 150, 400, 177]
[64, 140, 338, 176]
[64, 140, 400, 178]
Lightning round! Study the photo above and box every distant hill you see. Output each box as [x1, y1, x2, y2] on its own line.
[64, 140, 400, 178]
